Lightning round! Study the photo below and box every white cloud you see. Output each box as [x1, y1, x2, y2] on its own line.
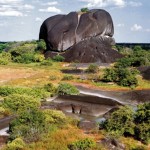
[145, 29, 150, 32]
[128, 1, 142, 7]
[23, 4, 35, 10]
[0, 0, 22, 3]
[79, 0, 126, 8]
[0, 10, 23, 16]
[42, 1, 58, 6]
[39, 6, 61, 13]
[131, 24, 143, 31]
[47, 1, 58, 5]
[35, 17, 42, 22]
[0, 0, 34, 17]
[117, 23, 124, 27]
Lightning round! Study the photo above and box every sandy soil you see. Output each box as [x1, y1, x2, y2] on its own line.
[0, 67, 38, 83]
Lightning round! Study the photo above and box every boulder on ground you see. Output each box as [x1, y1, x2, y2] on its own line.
[40, 9, 122, 63]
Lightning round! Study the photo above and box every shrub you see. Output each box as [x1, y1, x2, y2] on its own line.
[37, 39, 46, 51]
[68, 138, 96, 150]
[40, 59, 53, 66]
[43, 109, 67, 126]
[134, 103, 150, 144]
[49, 75, 58, 81]
[0, 52, 12, 65]
[86, 64, 99, 73]
[118, 75, 138, 87]
[53, 55, 65, 62]
[57, 83, 79, 95]
[101, 106, 135, 136]
[9, 43, 36, 57]
[62, 75, 74, 81]
[102, 67, 138, 87]
[102, 68, 117, 82]
[33, 54, 45, 62]
[80, 8, 89, 13]
[0, 86, 50, 99]
[135, 123, 150, 144]
[44, 83, 56, 94]
[6, 138, 25, 150]
[9, 109, 47, 142]
[3, 94, 41, 114]
[0, 43, 9, 53]
[0, 58, 9, 65]
[101, 103, 150, 144]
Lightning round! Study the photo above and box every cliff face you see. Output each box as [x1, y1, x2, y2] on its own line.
[39, 9, 122, 63]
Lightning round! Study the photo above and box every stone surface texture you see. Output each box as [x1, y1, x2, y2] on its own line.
[39, 9, 122, 63]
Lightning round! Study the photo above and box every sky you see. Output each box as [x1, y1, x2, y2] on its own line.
[0, 0, 149, 43]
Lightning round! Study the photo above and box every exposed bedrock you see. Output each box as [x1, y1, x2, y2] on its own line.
[40, 9, 122, 63]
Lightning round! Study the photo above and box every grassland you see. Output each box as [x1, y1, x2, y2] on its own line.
[0, 62, 149, 91]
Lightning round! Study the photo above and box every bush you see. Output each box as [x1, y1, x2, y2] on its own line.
[80, 8, 89, 13]
[43, 109, 67, 126]
[9, 109, 47, 142]
[115, 48, 150, 68]
[101, 103, 150, 144]
[49, 75, 58, 81]
[0, 86, 50, 99]
[3, 94, 41, 114]
[102, 67, 138, 87]
[57, 83, 79, 95]
[135, 123, 150, 144]
[102, 68, 117, 82]
[37, 39, 46, 51]
[0, 52, 12, 65]
[33, 54, 45, 62]
[68, 138, 96, 150]
[53, 55, 65, 62]
[44, 83, 56, 94]
[0, 58, 9, 65]
[6, 138, 25, 150]
[101, 106, 135, 136]
[86, 64, 99, 73]
[62, 75, 74, 81]
[40, 59, 53, 66]
[134, 103, 150, 144]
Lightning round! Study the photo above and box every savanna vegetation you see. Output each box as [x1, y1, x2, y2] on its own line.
[0, 41, 150, 149]
[101, 103, 150, 144]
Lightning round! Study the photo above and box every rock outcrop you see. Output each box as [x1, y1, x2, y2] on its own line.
[39, 9, 122, 63]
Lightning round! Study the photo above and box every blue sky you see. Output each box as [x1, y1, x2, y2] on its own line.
[0, 0, 149, 43]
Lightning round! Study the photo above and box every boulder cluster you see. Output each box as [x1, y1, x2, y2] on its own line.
[39, 9, 122, 63]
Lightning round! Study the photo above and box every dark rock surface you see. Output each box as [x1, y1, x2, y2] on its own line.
[40, 9, 122, 63]
[100, 137, 125, 150]
[78, 120, 98, 131]
[138, 66, 150, 80]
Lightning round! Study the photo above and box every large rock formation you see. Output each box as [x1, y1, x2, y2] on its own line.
[39, 9, 122, 63]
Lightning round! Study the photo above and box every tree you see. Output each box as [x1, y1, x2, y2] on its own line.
[134, 103, 150, 144]
[102, 67, 138, 87]
[57, 83, 79, 95]
[102, 68, 117, 82]
[102, 106, 135, 136]
[133, 45, 143, 51]
[37, 39, 46, 51]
